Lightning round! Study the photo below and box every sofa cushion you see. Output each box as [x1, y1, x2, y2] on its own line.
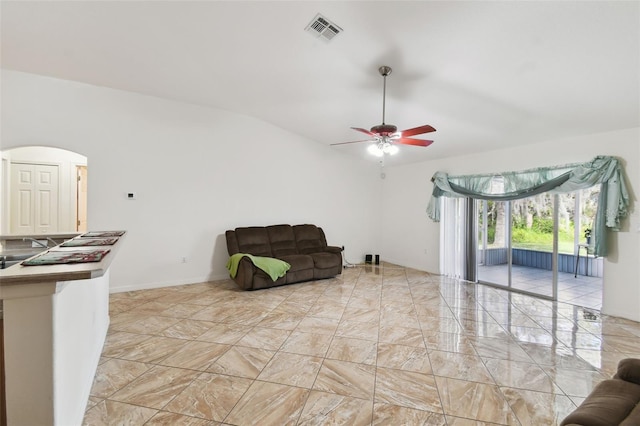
[277, 255, 314, 284]
[235, 227, 273, 257]
[267, 225, 299, 257]
[251, 268, 286, 290]
[293, 224, 327, 254]
[560, 379, 640, 426]
[308, 252, 340, 269]
[620, 403, 640, 426]
[279, 254, 314, 272]
[283, 267, 314, 284]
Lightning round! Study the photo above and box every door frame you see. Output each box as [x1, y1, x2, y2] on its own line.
[75, 165, 88, 232]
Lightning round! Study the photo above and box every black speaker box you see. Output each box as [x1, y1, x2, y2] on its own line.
[365, 254, 373, 264]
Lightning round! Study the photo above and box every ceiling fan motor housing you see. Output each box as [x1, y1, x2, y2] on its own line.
[370, 124, 397, 135]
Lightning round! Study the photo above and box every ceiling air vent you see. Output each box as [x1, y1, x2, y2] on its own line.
[305, 13, 342, 42]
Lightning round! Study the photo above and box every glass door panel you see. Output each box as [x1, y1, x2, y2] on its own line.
[570, 187, 603, 310]
[477, 200, 510, 288]
[477, 195, 558, 301]
[510, 194, 556, 298]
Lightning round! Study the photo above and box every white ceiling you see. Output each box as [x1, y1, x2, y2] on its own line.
[1, 1, 638, 165]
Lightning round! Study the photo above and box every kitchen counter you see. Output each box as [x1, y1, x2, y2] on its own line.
[0, 231, 125, 426]
[0, 242, 121, 287]
[0, 233, 80, 272]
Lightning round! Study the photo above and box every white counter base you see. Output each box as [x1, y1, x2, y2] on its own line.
[3, 270, 110, 425]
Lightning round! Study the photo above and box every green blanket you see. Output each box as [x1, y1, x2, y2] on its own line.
[226, 253, 291, 282]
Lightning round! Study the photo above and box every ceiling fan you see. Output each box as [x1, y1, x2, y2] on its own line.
[332, 65, 435, 157]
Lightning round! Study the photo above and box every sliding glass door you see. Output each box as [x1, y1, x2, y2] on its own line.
[434, 158, 611, 309]
[440, 184, 603, 307]
[477, 195, 559, 300]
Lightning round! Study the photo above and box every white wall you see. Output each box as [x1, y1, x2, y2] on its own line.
[381, 127, 640, 321]
[1, 71, 381, 291]
[3, 71, 637, 322]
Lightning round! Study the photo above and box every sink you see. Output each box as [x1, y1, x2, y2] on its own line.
[2, 260, 22, 269]
[3, 253, 41, 261]
[0, 249, 47, 269]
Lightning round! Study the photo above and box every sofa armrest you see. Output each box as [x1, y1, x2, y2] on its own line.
[614, 358, 640, 385]
[324, 246, 343, 254]
[233, 256, 257, 290]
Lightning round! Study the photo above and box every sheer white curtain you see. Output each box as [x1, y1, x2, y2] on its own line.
[439, 197, 467, 280]
[439, 196, 476, 281]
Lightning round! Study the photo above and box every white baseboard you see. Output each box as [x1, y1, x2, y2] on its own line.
[601, 305, 640, 322]
[380, 257, 437, 275]
[109, 273, 230, 293]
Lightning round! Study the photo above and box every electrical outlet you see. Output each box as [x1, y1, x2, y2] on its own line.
[181, 257, 187, 263]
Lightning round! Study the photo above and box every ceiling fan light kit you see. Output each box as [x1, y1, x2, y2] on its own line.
[331, 65, 436, 157]
[368, 142, 398, 157]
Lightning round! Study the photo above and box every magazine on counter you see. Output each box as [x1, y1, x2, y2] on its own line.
[21, 249, 111, 266]
[80, 231, 126, 238]
[61, 237, 119, 247]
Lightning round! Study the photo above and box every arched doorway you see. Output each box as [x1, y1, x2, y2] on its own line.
[1, 146, 88, 235]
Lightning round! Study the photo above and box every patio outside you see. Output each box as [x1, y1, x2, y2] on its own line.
[478, 263, 602, 311]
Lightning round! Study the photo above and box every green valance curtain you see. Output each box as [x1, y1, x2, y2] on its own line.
[427, 156, 629, 257]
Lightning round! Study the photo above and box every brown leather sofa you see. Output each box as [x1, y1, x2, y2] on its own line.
[225, 224, 342, 290]
[561, 358, 640, 426]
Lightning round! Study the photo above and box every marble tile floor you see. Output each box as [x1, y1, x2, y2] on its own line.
[83, 263, 640, 426]
[478, 264, 603, 311]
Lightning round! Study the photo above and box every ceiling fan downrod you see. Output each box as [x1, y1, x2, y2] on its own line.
[379, 66, 392, 125]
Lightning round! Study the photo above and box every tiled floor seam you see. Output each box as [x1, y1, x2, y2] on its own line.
[370, 267, 385, 424]
[295, 281, 349, 425]
[409, 274, 448, 421]
[477, 350, 539, 425]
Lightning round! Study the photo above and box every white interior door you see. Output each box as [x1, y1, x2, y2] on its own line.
[10, 163, 59, 234]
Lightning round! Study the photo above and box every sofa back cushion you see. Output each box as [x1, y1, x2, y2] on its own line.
[267, 225, 299, 257]
[614, 358, 640, 385]
[234, 227, 273, 257]
[225, 230, 240, 255]
[293, 224, 327, 254]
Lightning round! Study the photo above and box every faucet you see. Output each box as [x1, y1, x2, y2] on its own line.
[23, 237, 49, 248]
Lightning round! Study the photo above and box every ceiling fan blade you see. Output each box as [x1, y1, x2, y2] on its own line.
[395, 137, 434, 147]
[398, 125, 436, 137]
[351, 127, 376, 137]
[330, 139, 373, 146]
